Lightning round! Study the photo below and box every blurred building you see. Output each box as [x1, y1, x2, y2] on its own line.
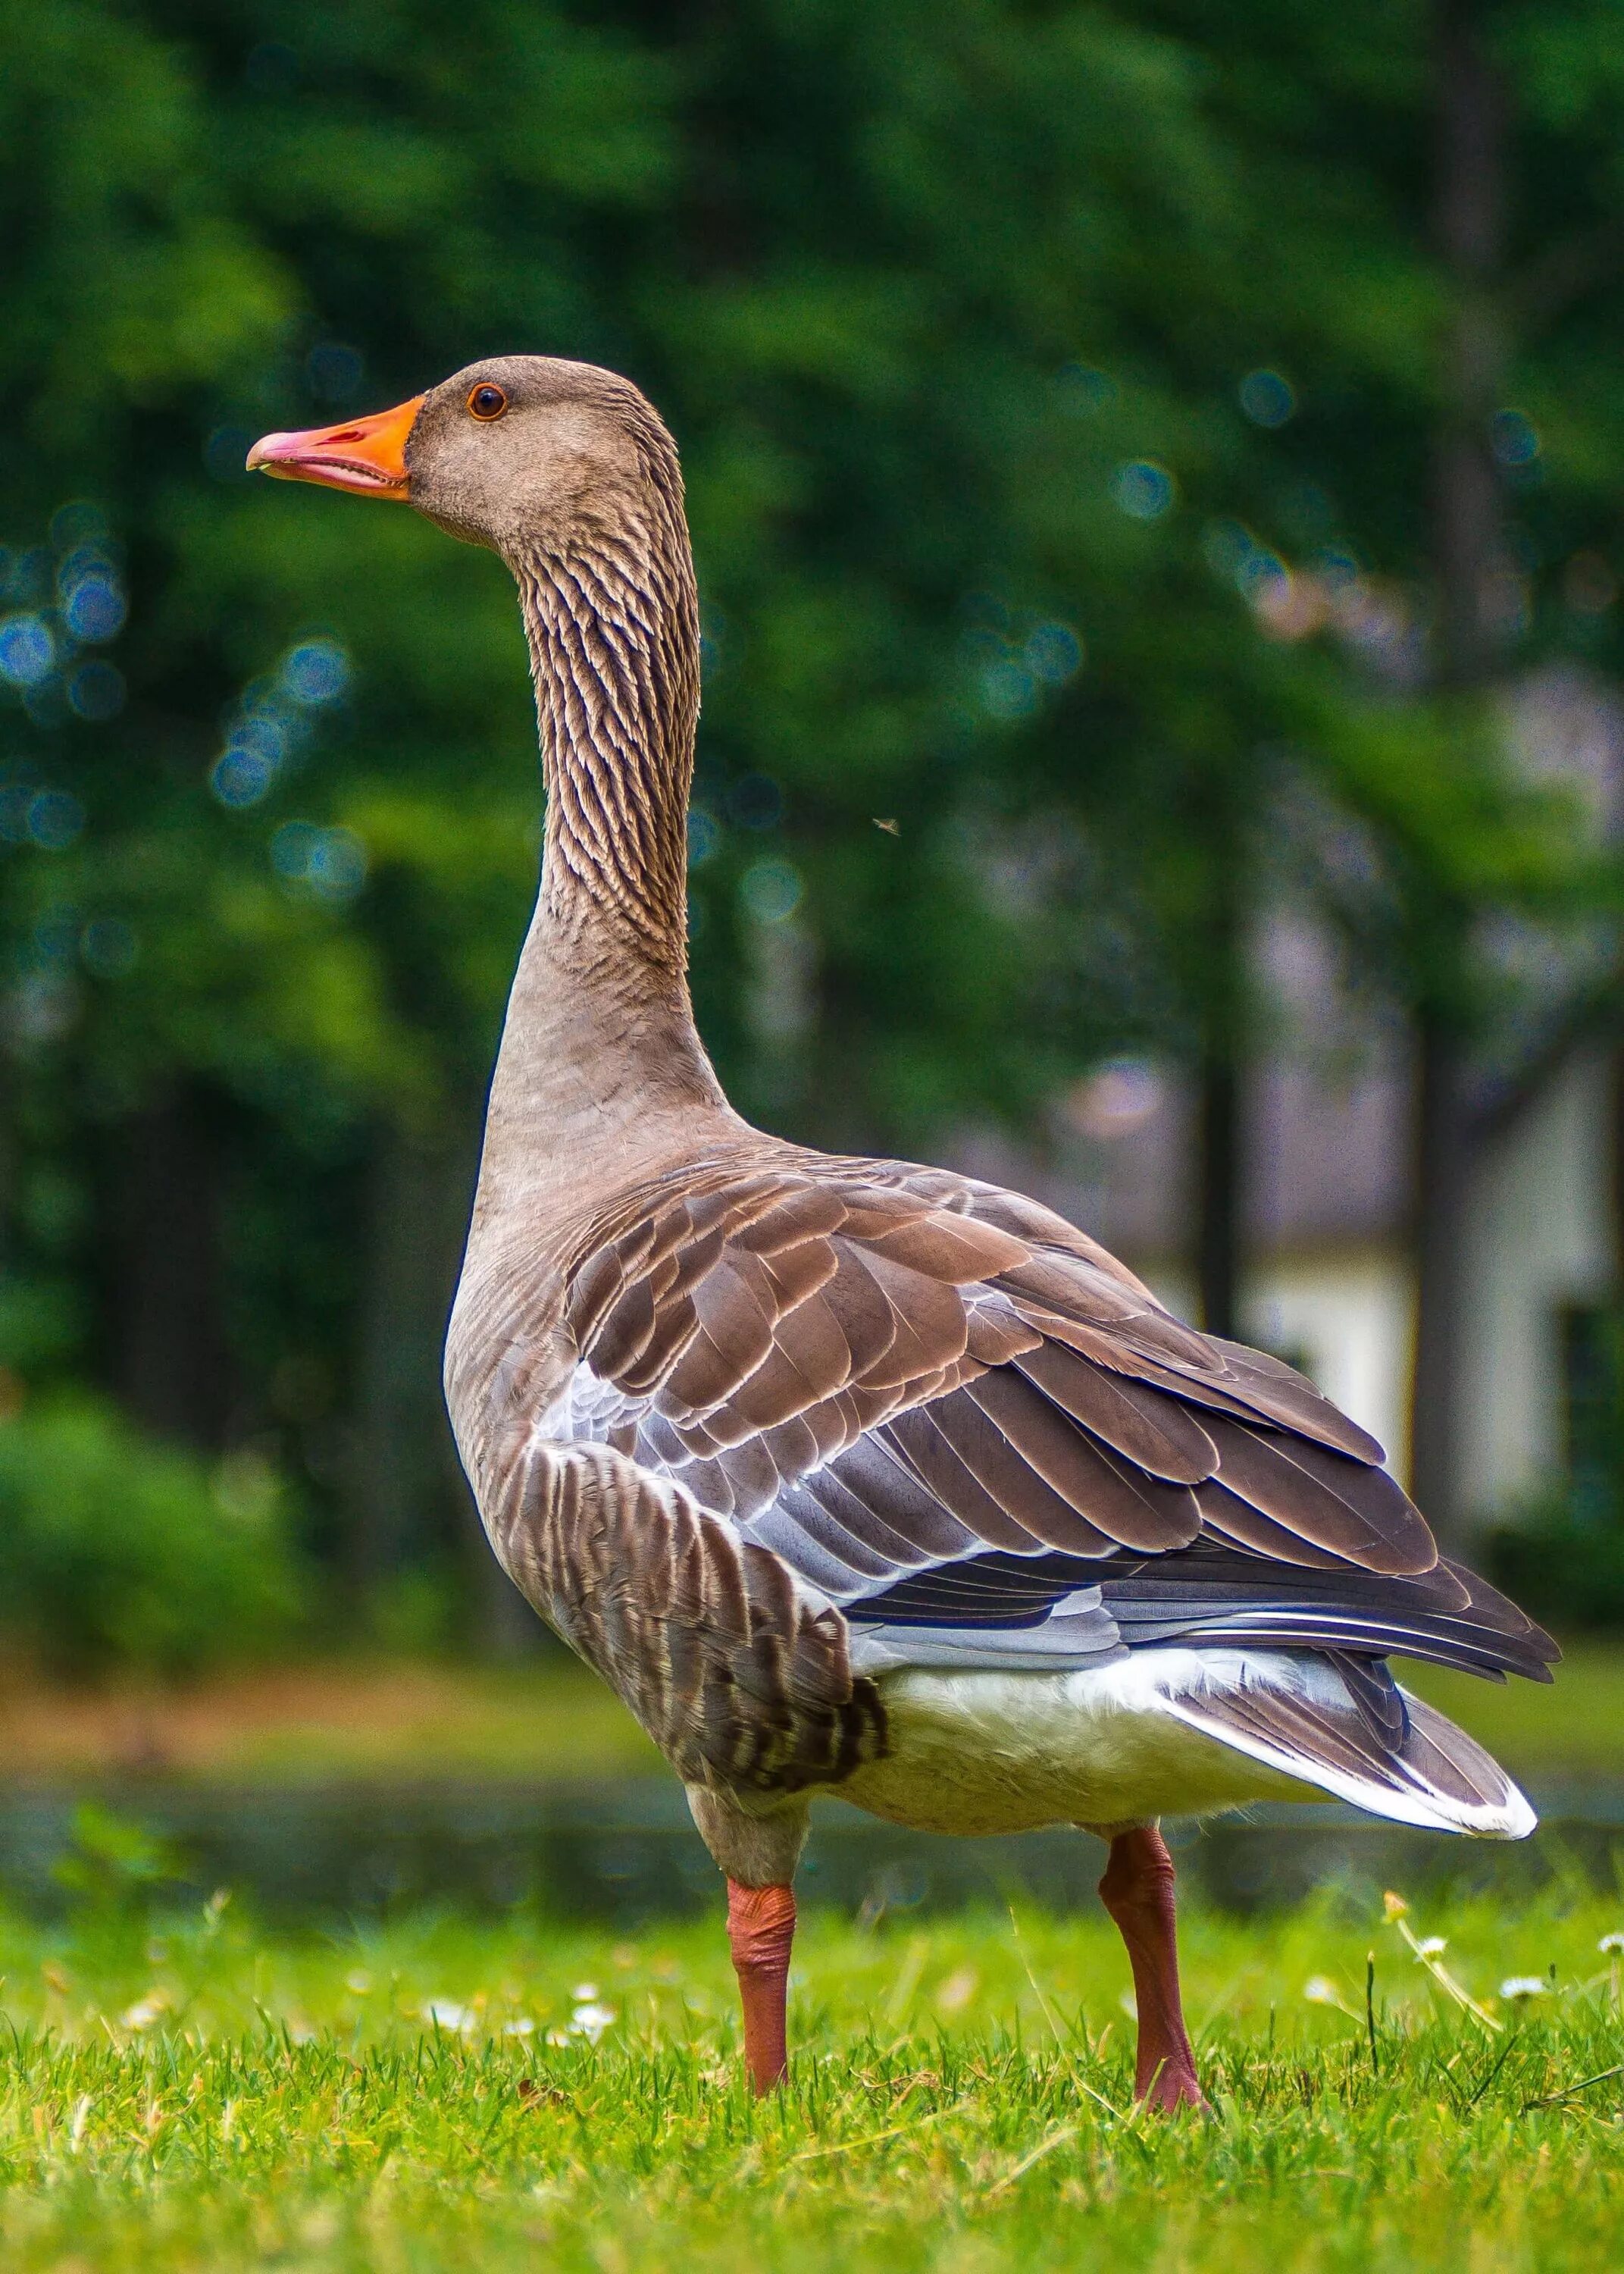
[949, 669, 1624, 1528]
[951, 1036, 1617, 1521]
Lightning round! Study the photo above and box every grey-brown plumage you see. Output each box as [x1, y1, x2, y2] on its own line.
[255, 350, 1556, 1880]
[450, 1132, 1551, 1806]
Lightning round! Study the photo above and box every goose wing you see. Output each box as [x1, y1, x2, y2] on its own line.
[557, 1151, 1554, 1687]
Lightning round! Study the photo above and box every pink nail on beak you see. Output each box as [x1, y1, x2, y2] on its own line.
[246, 395, 424, 496]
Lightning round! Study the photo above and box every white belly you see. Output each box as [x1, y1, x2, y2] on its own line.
[837, 1652, 1324, 1836]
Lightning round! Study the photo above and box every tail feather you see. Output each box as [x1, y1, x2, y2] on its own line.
[1162, 1648, 1537, 1839]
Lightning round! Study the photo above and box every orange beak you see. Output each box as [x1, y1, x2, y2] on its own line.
[246, 395, 425, 497]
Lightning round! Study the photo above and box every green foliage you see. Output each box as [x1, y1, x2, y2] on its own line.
[0, 1399, 304, 1674]
[362, 1557, 465, 1657]
[1481, 1306, 1624, 1628]
[50, 1802, 188, 1917]
[1489, 1515, 1624, 1630]
[3, 2, 1624, 1599]
[0, 1889, 1622, 2268]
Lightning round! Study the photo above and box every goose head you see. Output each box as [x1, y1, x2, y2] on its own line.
[250, 356, 704, 991]
[246, 355, 681, 562]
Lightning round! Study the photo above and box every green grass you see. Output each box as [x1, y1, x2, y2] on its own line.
[1407, 1643, 1624, 1782]
[2, 1881, 1623, 2271]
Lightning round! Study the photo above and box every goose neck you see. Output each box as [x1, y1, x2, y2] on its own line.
[473, 528, 732, 1214]
[515, 520, 697, 978]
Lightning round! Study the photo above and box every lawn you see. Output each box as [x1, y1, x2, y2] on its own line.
[1, 1880, 1622, 2272]
[0, 1646, 1618, 2266]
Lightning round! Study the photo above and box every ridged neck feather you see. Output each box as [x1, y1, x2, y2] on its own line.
[514, 470, 698, 979]
[474, 449, 731, 1216]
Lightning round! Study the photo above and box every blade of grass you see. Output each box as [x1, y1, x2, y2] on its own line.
[984, 2122, 1078, 2199]
[1523, 2063, 1624, 2112]
[788, 2102, 962, 2165]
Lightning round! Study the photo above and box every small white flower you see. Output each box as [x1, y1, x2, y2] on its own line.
[1416, 1937, 1447, 1959]
[1598, 1934, 1624, 1956]
[345, 1971, 372, 1996]
[544, 2028, 571, 2048]
[570, 1981, 599, 2001]
[424, 2000, 477, 2034]
[502, 2019, 536, 2038]
[568, 2001, 617, 2044]
[935, 1967, 978, 2015]
[1498, 1976, 1549, 2002]
[1303, 1976, 1341, 2006]
[119, 1992, 168, 2032]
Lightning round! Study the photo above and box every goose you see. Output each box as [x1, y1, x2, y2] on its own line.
[249, 359, 1557, 2110]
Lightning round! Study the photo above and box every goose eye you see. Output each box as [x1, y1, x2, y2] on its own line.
[468, 384, 508, 421]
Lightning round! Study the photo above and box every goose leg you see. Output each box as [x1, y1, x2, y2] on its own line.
[726, 1879, 796, 2093]
[1097, 1826, 1207, 2112]
[687, 1789, 808, 2094]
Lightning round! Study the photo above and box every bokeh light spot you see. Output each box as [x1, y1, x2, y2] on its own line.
[68, 662, 126, 722]
[1492, 409, 1541, 467]
[0, 615, 55, 688]
[1058, 363, 1117, 412]
[688, 807, 721, 866]
[1112, 460, 1176, 521]
[740, 858, 803, 924]
[1312, 545, 1362, 590]
[1239, 369, 1297, 428]
[306, 826, 368, 903]
[1066, 1059, 1165, 1141]
[980, 659, 1038, 720]
[62, 575, 127, 644]
[1025, 622, 1084, 684]
[271, 821, 318, 879]
[211, 749, 274, 808]
[11, 971, 80, 1044]
[1238, 547, 1288, 600]
[282, 640, 350, 706]
[27, 790, 85, 850]
[271, 821, 367, 904]
[236, 714, 290, 765]
[49, 503, 108, 551]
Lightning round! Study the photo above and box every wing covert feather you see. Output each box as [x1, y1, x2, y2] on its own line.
[547, 1153, 1437, 1630]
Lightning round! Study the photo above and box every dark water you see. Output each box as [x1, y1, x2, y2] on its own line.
[2, 1778, 1620, 1924]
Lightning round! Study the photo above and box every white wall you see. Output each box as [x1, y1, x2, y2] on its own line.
[1141, 1251, 1415, 1480]
[1243, 1250, 1415, 1482]
[1456, 1047, 1617, 1521]
[1232, 1051, 1618, 1517]
[962, 1041, 1619, 1521]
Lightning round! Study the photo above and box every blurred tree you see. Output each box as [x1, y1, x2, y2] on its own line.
[1, 0, 1622, 1645]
